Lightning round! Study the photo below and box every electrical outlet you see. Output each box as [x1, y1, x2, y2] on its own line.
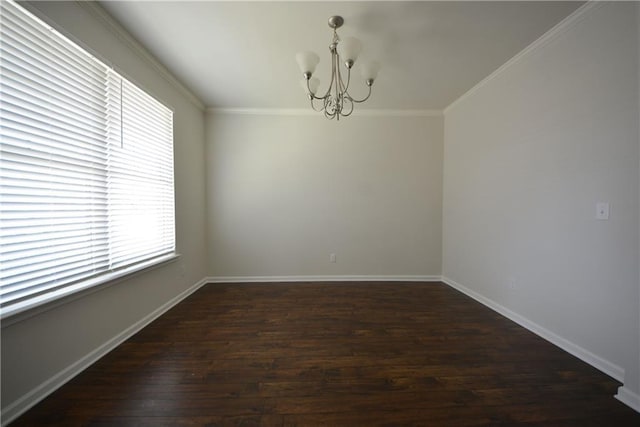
[329, 253, 336, 263]
[596, 202, 609, 220]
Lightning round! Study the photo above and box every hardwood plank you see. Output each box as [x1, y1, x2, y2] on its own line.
[11, 282, 640, 426]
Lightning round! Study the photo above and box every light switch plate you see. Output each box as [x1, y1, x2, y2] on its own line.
[596, 202, 609, 220]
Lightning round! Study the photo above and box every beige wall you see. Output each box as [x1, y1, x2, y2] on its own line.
[443, 2, 640, 399]
[206, 113, 443, 278]
[0, 1, 208, 420]
[3, 0, 640, 421]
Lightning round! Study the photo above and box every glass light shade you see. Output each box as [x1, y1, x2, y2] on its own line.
[296, 51, 320, 75]
[299, 77, 320, 94]
[308, 77, 320, 94]
[337, 37, 362, 63]
[360, 60, 381, 81]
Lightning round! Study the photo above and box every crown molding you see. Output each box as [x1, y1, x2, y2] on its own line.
[444, 0, 605, 116]
[206, 275, 441, 283]
[206, 107, 443, 117]
[70, 2, 445, 117]
[75, 1, 205, 111]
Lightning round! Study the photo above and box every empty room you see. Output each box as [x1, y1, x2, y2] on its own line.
[1, 0, 640, 425]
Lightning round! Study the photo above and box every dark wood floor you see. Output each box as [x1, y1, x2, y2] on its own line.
[12, 282, 640, 426]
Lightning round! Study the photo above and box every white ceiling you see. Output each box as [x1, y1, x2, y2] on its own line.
[99, 1, 583, 110]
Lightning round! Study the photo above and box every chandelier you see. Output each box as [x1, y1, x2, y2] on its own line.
[296, 15, 380, 120]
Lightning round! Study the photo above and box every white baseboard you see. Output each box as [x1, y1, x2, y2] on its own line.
[1, 277, 209, 426]
[616, 386, 640, 412]
[206, 275, 441, 283]
[441, 276, 625, 383]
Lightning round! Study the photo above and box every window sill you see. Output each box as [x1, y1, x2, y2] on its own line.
[0, 253, 181, 327]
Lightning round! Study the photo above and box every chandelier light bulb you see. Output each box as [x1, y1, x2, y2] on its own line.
[360, 60, 381, 83]
[308, 77, 320, 94]
[337, 37, 362, 66]
[296, 51, 320, 75]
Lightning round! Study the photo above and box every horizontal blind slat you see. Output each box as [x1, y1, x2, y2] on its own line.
[0, 0, 175, 317]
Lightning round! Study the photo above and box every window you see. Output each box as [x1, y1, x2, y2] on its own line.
[0, 0, 175, 318]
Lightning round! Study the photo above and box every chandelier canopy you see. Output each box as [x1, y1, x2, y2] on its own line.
[296, 15, 380, 120]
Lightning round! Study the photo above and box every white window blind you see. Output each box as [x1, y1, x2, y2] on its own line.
[0, 0, 175, 318]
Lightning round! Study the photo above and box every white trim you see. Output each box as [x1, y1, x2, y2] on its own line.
[636, 0, 640, 417]
[0, 277, 209, 426]
[444, 1, 605, 116]
[1, 254, 180, 324]
[206, 275, 441, 283]
[74, 1, 205, 111]
[441, 276, 625, 382]
[206, 107, 443, 117]
[207, 108, 318, 116]
[616, 386, 640, 413]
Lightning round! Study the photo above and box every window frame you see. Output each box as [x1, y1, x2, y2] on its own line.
[0, 0, 179, 321]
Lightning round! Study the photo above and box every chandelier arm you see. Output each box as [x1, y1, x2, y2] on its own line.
[339, 63, 351, 94]
[324, 102, 336, 119]
[313, 78, 334, 102]
[334, 50, 341, 119]
[316, 47, 339, 101]
[341, 96, 355, 117]
[336, 61, 346, 98]
[305, 59, 334, 101]
[345, 84, 373, 103]
[327, 61, 338, 99]
[336, 67, 347, 121]
[307, 79, 330, 101]
[324, 96, 335, 117]
[309, 96, 325, 112]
